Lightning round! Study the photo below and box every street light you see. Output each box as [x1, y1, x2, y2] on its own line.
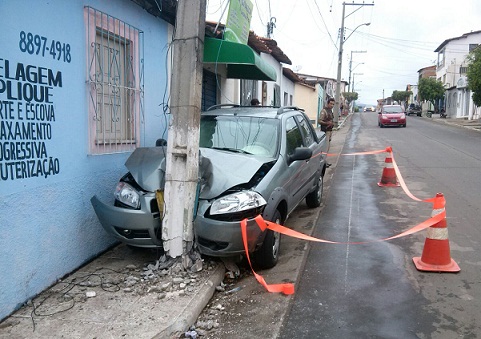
[348, 57, 365, 92]
[334, 23, 370, 125]
[333, 1, 374, 126]
[352, 74, 363, 93]
[345, 23, 371, 41]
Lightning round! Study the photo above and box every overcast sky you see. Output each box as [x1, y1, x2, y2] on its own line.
[206, 0, 481, 105]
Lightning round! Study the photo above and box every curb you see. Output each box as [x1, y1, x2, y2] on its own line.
[154, 263, 226, 338]
[424, 116, 481, 132]
[335, 112, 353, 131]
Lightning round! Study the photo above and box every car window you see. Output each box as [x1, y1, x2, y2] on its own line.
[383, 106, 403, 113]
[295, 114, 314, 146]
[199, 115, 279, 157]
[285, 117, 304, 156]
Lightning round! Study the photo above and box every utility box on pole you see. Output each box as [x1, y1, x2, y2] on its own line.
[163, 0, 206, 259]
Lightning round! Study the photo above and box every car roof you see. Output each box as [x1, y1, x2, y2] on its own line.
[201, 105, 304, 119]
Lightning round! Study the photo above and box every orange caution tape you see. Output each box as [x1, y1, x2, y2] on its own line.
[240, 146, 448, 294]
[255, 210, 445, 245]
[324, 146, 438, 204]
[323, 146, 391, 157]
[240, 219, 295, 295]
[389, 150, 436, 204]
[243, 211, 445, 294]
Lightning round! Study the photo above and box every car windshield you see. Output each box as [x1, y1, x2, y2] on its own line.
[200, 115, 279, 157]
[384, 106, 403, 113]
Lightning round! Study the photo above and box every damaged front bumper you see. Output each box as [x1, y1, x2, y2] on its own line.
[194, 203, 265, 257]
[91, 195, 163, 248]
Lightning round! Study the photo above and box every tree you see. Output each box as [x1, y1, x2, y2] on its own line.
[418, 78, 445, 106]
[467, 46, 481, 106]
[391, 90, 412, 105]
[343, 92, 358, 103]
[342, 92, 358, 112]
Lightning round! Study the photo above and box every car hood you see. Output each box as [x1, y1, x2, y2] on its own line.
[125, 147, 167, 192]
[125, 146, 274, 199]
[199, 148, 275, 200]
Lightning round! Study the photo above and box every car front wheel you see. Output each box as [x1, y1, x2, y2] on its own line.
[306, 174, 323, 208]
[254, 210, 282, 269]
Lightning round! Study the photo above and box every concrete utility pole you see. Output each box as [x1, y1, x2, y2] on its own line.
[163, 0, 206, 259]
[334, 1, 373, 126]
[348, 50, 366, 92]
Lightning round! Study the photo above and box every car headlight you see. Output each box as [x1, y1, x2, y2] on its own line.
[210, 191, 267, 215]
[114, 182, 140, 209]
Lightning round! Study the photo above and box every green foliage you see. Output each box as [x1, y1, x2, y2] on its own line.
[467, 47, 481, 106]
[343, 92, 358, 103]
[418, 78, 445, 105]
[391, 90, 412, 104]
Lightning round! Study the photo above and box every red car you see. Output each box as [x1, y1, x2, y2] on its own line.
[378, 105, 406, 127]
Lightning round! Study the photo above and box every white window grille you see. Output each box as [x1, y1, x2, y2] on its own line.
[85, 6, 144, 154]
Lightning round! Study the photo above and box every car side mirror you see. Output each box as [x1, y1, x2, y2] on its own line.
[288, 147, 312, 164]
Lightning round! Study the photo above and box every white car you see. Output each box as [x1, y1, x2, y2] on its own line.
[364, 106, 375, 112]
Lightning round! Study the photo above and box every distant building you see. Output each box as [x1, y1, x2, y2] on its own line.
[296, 73, 348, 123]
[434, 30, 481, 119]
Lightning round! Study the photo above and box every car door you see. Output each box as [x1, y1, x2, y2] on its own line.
[282, 116, 309, 207]
[295, 114, 320, 197]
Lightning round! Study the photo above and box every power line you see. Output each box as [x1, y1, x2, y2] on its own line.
[313, 0, 338, 49]
[253, 0, 266, 26]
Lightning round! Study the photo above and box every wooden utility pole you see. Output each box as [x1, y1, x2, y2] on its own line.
[163, 0, 206, 259]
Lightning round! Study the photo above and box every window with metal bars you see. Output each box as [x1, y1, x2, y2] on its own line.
[85, 6, 144, 154]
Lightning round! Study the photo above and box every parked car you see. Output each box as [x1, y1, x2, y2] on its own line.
[91, 105, 328, 269]
[407, 103, 422, 116]
[378, 105, 406, 127]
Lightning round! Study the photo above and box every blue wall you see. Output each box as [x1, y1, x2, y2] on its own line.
[0, 0, 171, 320]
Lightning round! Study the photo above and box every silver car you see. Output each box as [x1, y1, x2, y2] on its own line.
[91, 105, 328, 268]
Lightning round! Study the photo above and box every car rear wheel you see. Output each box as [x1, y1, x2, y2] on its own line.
[306, 174, 323, 208]
[254, 210, 282, 269]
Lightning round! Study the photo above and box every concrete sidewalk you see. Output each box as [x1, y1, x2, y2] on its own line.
[0, 244, 225, 338]
[427, 114, 481, 131]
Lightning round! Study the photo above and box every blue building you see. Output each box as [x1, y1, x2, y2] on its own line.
[0, 0, 174, 320]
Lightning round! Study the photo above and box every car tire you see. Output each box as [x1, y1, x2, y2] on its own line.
[306, 174, 324, 208]
[254, 210, 282, 269]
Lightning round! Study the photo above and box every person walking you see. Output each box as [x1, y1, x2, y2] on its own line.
[318, 98, 335, 167]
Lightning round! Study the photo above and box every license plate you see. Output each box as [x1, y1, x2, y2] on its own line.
[390, 119, 397, 122]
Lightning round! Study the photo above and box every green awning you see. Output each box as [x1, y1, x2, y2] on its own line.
[203, 37, 277, 81]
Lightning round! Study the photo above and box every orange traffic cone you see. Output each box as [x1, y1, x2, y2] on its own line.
[413, 193, 460, 272]
[377, 150, 399, 187]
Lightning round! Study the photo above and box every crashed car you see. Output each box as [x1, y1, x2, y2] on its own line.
[91, 105, 328, 268]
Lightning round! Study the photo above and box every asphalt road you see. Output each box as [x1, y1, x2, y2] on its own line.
[280, 112, 481, 338]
